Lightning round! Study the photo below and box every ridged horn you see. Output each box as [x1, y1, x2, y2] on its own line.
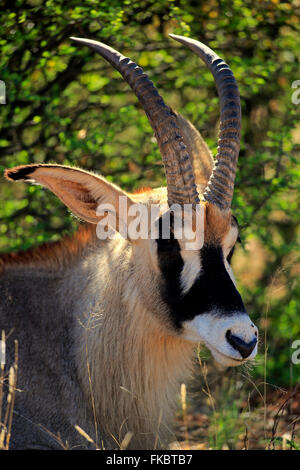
[170, 34, 241, 211]
[70, 37, 199, 208]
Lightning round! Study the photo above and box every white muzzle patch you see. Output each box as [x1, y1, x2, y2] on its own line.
[183, 312, 258, 366]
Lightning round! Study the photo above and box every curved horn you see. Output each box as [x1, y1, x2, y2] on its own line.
[170, 34, 241, 211]
[70, 37, 199, 208]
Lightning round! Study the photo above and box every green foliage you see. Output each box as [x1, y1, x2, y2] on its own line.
[0, 0, 299, 387]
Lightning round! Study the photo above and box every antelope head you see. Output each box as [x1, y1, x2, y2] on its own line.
[5, 35, 258, 367]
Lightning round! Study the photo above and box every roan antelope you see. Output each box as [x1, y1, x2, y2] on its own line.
[0, 35, 258, 450]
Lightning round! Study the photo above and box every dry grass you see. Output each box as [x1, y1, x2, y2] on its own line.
[171, 366, 300, 451]
[0, 331, 18, 450]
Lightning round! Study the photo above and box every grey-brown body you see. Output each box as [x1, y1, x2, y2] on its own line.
[1, 237, 102, 449]
[1, 226, 194, 449]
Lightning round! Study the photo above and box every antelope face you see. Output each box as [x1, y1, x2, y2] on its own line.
[67, 35, 259, 367]
[154, 204, 258, 366]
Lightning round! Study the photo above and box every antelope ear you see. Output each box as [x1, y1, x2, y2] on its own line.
[5, 164, 134, 226]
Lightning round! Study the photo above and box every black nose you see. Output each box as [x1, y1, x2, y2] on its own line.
[226, 330, 257, 359]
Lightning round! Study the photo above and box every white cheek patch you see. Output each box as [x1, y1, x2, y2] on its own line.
[224, 259, 237, 286]
[179, 249, 201, 295]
